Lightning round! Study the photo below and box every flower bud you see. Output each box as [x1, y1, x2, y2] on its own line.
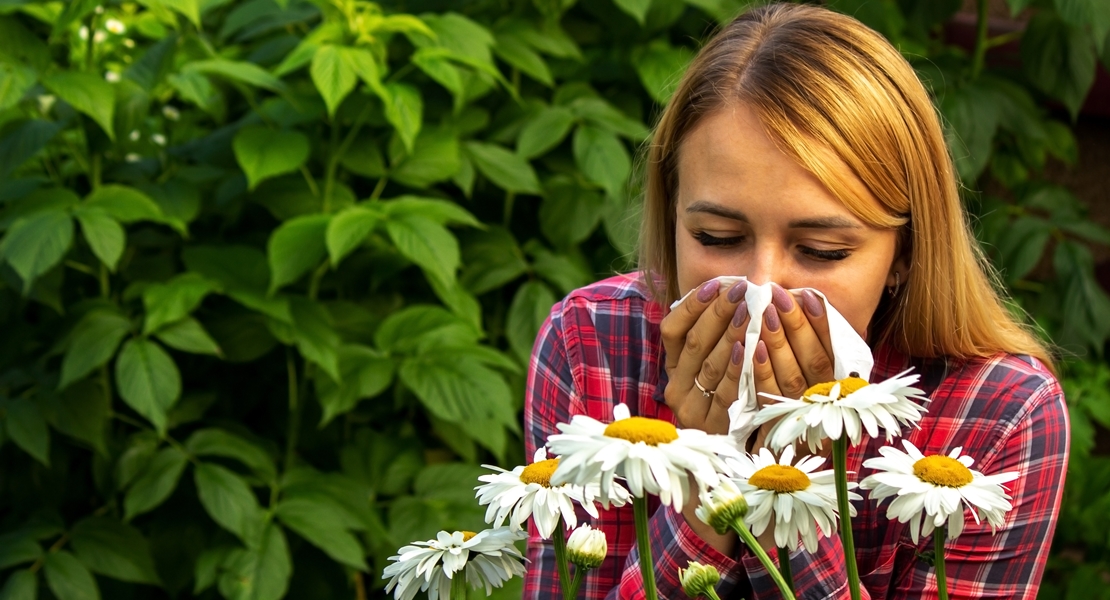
[566, 525, 606, 569]
[679, 561, 720, 598]
[694, 479, 748, 535]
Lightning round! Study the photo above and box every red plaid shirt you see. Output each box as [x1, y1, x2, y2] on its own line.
[523, 273, 1068, 600]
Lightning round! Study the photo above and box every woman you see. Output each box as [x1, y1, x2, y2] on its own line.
[524, 3, 1067, 600]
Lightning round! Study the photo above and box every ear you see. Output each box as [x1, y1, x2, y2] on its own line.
[886, 253, 911, 287]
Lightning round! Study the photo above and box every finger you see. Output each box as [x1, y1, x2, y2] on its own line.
[704, 340, 744, 435]
[696, 298, 749, 393]
[750, 340, 784, 452]
[660, 279, 720, 374]
[797, 289, 835, 375]
[760, 302, 809, 399]
[769, 284, 834, 389]
[671, 280, 746, 392]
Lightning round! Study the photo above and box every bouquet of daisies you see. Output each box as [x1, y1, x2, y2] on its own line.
[383, 369, 1018, 600]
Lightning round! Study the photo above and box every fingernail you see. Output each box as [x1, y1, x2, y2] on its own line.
[727, 280, 748, 303]
[772, 283, 794, 313]
[697, 280, 720, 302]
[732, 301, 748, 328]
[755, 341, 768, 364]
[731, 341, 744, 365]
[764, 304, 781, 332]
[802, 289, 824, 317]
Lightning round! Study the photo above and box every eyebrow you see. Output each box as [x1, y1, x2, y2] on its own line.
[685, 200, 862, 230]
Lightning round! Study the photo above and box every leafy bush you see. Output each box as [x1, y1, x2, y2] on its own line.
[0, 0, 1107, 598]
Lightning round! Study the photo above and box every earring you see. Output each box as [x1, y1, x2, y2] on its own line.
[888, 271, 900, 298]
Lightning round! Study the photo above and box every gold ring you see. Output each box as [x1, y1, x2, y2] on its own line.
[694, 376, 714, 398]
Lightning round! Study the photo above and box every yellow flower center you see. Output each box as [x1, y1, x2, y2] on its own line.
[804, 376, 870, 400]
[460, 531, 477, 542]
[748, 464, 810, 493]
[913, 455, 973, 488]
[520, 458, 559, 487]
[603, 417, 679, 445]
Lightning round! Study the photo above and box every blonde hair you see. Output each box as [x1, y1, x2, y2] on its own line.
[639, 2, 1054, 371]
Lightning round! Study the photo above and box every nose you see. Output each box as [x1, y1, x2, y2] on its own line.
[744, 241, 787, 288]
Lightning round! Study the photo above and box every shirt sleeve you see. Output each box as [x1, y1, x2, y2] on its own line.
[736, 374, 1069, 600]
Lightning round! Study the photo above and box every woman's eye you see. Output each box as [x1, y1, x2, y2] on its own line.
[694, 231, 745, 247]
[800, 246, 851, 261]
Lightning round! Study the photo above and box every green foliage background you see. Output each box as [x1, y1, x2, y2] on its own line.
[0, 0, 1109, 598]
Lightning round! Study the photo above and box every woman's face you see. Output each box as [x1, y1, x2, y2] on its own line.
[674, 104, 904, 338]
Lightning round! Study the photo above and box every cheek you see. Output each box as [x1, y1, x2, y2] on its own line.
[675, 238, 744, 295]
[817, 273, 887, 338]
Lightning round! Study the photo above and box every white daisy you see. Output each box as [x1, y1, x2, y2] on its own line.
[756, 369, 929, 452]
[163, 105, 181, 121]
[729, 446, 859, 552]
[547, 404, 740, 511]
[694, 478, 748, 535]
[860, 440, 1018, 543]
[475, 447, 629, 539]
[566, 524, 607, 568]
[679, 561, 721, 599]
[151, 133, 167, 146]
[104, 19, 126, 34]
[382, 527, 526, 600]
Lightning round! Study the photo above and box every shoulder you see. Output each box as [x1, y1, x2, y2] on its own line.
[546, 272, 665, 331]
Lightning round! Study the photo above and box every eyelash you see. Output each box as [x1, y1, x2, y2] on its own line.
[692, 231, 851, 261]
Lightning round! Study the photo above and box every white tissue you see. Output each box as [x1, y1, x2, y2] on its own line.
[669, 276, 874, 449]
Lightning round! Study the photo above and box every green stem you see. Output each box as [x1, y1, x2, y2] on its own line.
[369, 176, 388, 201]
[632, 497, 659, 600]
[307, 260, 328, 301]
[551, 518, 572, 600]
[98, 263, 110, 298]
[569, 565, 585, 600]
[777, 546, 794, 592]
[970, 0, 989, 80]
[704, 587, 723, 600]
[283, 348, 301, 473]
[834, 437, 861, 600]
[935, 526, 949, 600]
[323, 122, 339, 213]
[502, 191, 516, 227]
[731, 522, 795, 600]
[450, 570, 467, 600]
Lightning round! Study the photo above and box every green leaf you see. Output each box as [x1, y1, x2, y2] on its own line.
[0, 569, 36, 600]
[0, 120, 64, 180]
[517, 105, 576, 159]
[0, 210, 73, 294]
[573, 124, 631, 198]
[267, 214, 329, 292]
[183, 59, 287, 94]
[1021, 12, 1097, 120]
[275, 498, 367, 570]
[374, 305, 480, 354]
[389, 126, 461, 189]
[464, 141, 541, 194]
[51, 0, 98, 34]
[59, 309, 131, 390]
[186, 429, 276, 482]
[182, 245, 269, 292]
[996, 216, 1052, 282]
[154, 317, 222, 356]
[4, 399, 49, 466]
[142, 272, 220, 335]
[83, 185, 167, 225]
[157, 0, 201, 26]
[386, 215, 460, 287]
[493, 31, 552, 86]
[44, 380, 110, 455]
[124, 35, 178, 92]
[399, 350, 514, 424]
[412, 49, 465, 111]
[310, 45, 357, 118]
[506, 281, 557, 365]
[381, 196, 482, 228]
[233, 126, 311, 190]
[74, 209, 125, 272]
[314, 344, 393, 425]
[216, 524, 290, 600]
[633, 39, 693, 104]
[290, 297, 341, 381]
[167, 71, 220, 115]
[338, 133, 386, 178]
[115, 338, 182, 434]
[541, 176, 605, 247]
[326, 206, 380, 267]
[0, 533, 41, 570]
[459, 228, 528, 295]
[614, 0, 652, 23]
[70, 517, 161, 585]
[123, 446, 189, 520]
[195, 463, 264, 544]
[41, 72, 116, 140]
[0, 63, 35, 112]
[43, 551, 100, 600]
[383, 83, 423, 154]
[526, 241, 593, 294]
[568, 97, 648, 140]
